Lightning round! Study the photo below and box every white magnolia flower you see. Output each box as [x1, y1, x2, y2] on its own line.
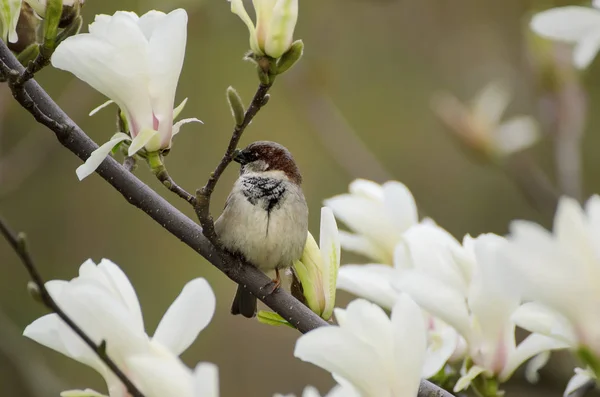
[564, 367, 596, 397]
[1, 0, 22, 43]
[530, 2, 600, 69]
[505, 195, 600, 360]
[294, 296, 426, 397]
[324, 179, 419, 264]
[391, 233, 568, 392]
[23, 259, 216, 397]
[50, 9, 200, 180]
[337, 223, 468, 378]
[274, 385, 359, 397]
[432, 81, 540, 158]
[293, 207, 341, 320]
[230, 0, 298, 58]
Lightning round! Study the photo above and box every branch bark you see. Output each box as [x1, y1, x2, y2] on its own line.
[0, 39, 453, 397]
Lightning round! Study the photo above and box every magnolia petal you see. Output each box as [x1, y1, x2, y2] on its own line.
[60, 389, 108, 397]
[423, 324, 459, 378]
[89, 100, 115, 116]
[511, 302, 577, 346]
[147, 9, 188, 143]
[319, 207, 341, 320]
[23, 314, 69, 356]
[128, 128, 159, 156]
[493, 116, 540, 155]
[382, 181, 418, 234]
[524, 351, 551, 384]
[337, 231, 387, 263]
[454, 365, 486, 393]
[337, 265, 398, 310]
[472, 81, 510, 125]
[192, 362, 220, 397]
[153, 278, 215, 356]
[172, 117, 203, 136]
[76, 133, 130, 180]
[126, 355, 193, 397]
[391, 295, 427, 396]
[564, 367, 596, 396]
[230, 0, 262, 54]
[173, 97, 188, 120]
[500, 333, 569, 381]
[137, 10, 167, 39]
[393, 270, 471, 340]
[530, 7, 600, 43]
[348, 179, 384, 201]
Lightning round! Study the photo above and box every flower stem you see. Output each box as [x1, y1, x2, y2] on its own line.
[147, 151, 196, 205]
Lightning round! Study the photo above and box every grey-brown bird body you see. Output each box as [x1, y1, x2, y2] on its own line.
[215, 141, 308, 318]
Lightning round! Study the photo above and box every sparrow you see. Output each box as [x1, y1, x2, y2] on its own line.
[215, 141, 309, 318]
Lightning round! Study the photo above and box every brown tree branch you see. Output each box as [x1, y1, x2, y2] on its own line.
[0, 40, 453, 397]
[194, 82, 271, 244]
[0, 217, 145, 397]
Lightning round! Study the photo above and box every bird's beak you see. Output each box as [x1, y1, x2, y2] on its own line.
[233, 149, 248, 165]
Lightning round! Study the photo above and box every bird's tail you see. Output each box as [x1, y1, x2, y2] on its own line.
[231, 285, 257, 318]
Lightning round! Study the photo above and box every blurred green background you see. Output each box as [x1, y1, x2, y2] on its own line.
[1, 0, 599, 396]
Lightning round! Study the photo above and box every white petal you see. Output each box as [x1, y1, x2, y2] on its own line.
[76, 134, 130, 180]
[89, 100, 115, 117]
[319, 207, 341, 319]
[60, 389, 108, 397]
[153, 278, 215, 356]
[348, 179, 384, 201]
[454, 365, 486, 392]
[423, 323, 459, 378]
[530, 7, 600, 42]
[337, 265, 398, 310]
[173, 98, 188, 120]
[128, 128, 159, 156]
[147, 9, 188, 144]
[574, 26, 600, 68]
[137, 10, 167, 39]
[524, 351, 551, 384]
[382, 181, 418, 233]
[564, 367, 596, 396]
[23, 314, 70, 356]
[391, 295, 427, 396]
[511, 302, 577, 346]
[126, 355, 193, 397]
[393, 270, 471, 340]
[472, 81, 511, 126]
[192, 362, 220, 397]
[264, 0, 298, 58]
[172, 118, 203, 137]
[493, 116, 540, 155]
[500, 333, 569, 381]
[337, 231, 387, 263]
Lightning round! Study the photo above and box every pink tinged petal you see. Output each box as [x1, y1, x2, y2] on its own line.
[393, 270, 471, 340]
[126, 355, 193, 397]
[530, 7, 600, 42]
[319, 207, 341, 319]
[76, 134, 131, 180]
[147, 9, 188, 143]
[192, 362, 220, 397]
[264, 0, 298, 58]
[493, 116, 540, 155]
[500, 333, 569, 381]
[382, 181, 418, 233]
[128, 128, 159, 156]
[337, 265, 398, 310]
[153, 278, 216, 356]
[564, 367, 596, 396]
[391, 295, 427, 396]
[472, 81, 510, 125]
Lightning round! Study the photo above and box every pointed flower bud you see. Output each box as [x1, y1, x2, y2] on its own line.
[293, 207, 340, 321]
[0, 0, 23, 43]
[230, 0, 298, 59]
[51, 9, 202, 180]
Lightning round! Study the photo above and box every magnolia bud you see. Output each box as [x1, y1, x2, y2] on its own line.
[230, 0, 299, 59]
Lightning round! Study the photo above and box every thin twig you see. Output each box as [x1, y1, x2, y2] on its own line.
[194, 82, 272, 243]
[0, 217, 145, 397]
[0, 40, 453, 396]
[151, 158, 197, 205]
